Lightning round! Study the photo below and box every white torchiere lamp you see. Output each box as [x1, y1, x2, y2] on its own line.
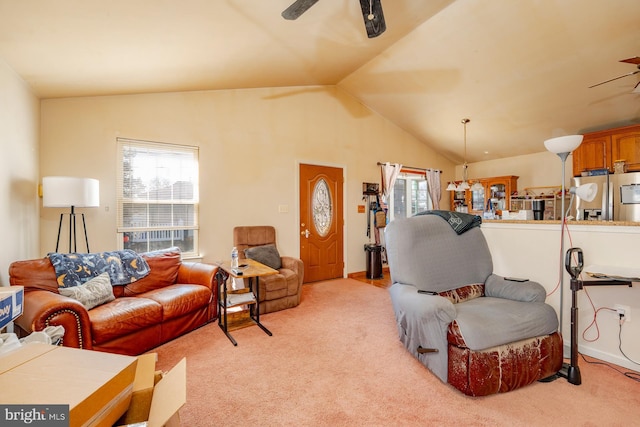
[543, 135, 584, 336]
[43, 176, 100, 253]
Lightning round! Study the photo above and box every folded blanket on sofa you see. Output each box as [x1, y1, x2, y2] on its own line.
[48, 250, 150, 288]
[414, 210, 482, 235]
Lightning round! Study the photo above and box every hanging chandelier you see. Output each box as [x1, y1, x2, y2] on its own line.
[447, 118, 482, 191]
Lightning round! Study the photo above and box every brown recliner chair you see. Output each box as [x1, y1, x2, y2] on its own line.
[233, 226, 304, 314]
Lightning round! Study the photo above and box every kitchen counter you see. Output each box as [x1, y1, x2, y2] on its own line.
[485, 219, 640, 227]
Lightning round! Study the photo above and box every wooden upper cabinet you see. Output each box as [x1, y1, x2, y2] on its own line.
[611, 128, 640, 172]
[572, 136, 611, 176]
[572, 124, 640, 176]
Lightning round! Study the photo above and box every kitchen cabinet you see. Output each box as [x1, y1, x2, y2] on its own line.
[572, 124, 640, 176]
[449, 175, 518, 216]
[612, 128, 640, 172]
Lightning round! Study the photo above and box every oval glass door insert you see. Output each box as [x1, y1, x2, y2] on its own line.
[312, 178, 333, 237]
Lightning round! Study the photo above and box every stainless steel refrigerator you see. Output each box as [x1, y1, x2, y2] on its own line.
[574, 172, 640, 222]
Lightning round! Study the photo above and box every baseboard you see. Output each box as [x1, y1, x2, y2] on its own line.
[576, 344, 640, 373]
[348, 267, 390, 279]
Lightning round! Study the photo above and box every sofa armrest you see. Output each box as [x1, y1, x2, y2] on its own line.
[485, 274, 547, 302]
[280, 256, 304, 287]
[177, 262, 218, 291]
[16, 290, 93, 349]
[177, 262, 218, 320]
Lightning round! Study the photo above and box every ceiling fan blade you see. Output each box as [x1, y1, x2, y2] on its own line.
[359, 0, 386, 38]
[282, 0, 319, 20]
[620, 57, 640, 65]
[589, 69, 640, 88]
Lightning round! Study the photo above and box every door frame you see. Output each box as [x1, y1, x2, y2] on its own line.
[296, 160, 348, 279]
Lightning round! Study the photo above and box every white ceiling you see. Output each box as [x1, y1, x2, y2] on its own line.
[1, 0, 639, 164]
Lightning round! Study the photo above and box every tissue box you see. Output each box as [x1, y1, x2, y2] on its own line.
[0, 286, 23, 330]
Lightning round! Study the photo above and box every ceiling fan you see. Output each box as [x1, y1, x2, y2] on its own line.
[589, 57, 640, 93]
[282, 0, 386, 38]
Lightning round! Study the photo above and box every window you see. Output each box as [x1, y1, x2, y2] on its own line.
[389, 171, 432, 220]
[117, 138, 199, 257]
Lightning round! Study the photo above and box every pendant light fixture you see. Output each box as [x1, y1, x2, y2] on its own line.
[447, 118, 474, 191]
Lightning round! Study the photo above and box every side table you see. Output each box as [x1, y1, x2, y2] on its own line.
[215, 258, 277, 345]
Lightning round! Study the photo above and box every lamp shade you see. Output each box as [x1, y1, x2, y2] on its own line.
[571, 183, 598, 202]
[543, 135, 584, 154]
[43, 177, 100, 208]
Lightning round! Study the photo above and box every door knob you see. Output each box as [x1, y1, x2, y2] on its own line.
[301, 229, 310, 238]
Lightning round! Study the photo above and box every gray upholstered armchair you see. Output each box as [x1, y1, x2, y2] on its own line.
[233, 226, 304, 314]
[385, 212, 563, 396]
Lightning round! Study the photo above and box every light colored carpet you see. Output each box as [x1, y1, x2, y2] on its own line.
[152, 278, 640, 426]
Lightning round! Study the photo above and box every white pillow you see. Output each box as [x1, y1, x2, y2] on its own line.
[59, 272, 115, 310]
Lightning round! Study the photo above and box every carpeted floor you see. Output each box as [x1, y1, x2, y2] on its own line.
[151, 278, 640, 426]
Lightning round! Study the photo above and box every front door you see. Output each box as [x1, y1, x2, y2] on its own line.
[299, 164, 344, 283]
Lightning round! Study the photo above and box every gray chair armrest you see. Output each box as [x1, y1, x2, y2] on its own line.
[388, 282, 456, 382]
[485, 274, 547, 302]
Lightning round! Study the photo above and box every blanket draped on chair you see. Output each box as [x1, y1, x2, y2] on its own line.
[414, 210, 481, 234]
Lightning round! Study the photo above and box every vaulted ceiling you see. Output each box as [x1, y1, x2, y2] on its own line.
[1, 0, 638, 164]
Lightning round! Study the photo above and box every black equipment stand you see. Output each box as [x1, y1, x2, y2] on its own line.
[557, 247, 632, 385]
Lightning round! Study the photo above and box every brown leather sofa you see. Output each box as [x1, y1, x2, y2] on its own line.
[9, 247, 217, 355]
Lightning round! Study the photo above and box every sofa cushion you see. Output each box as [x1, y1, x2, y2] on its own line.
[89, 297, 163, 344]
[447, 297, 559, 350]
[9, 258, 58, 293]
[59, 272, 115, 310]
[244, 244, 282, 270]
[123, 247, 182, 296]
[140, 284, 212, 321]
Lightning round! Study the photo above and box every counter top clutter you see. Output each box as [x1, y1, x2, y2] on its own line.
[486, 219, 640, 226]
[8, 247, 218, 355]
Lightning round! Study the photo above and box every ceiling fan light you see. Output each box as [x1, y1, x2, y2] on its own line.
[544, 135, 583, 154]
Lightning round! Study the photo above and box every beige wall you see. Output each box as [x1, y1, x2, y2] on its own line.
[40, 86, 454, 274]
[0, 58, 40, 287]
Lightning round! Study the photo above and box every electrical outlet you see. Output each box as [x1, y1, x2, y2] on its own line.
[614, 304, 631, 323]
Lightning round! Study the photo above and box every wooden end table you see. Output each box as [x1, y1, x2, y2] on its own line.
[215, 258, 278, 345]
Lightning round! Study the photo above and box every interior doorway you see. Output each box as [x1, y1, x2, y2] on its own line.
[299, 163, 344, 283]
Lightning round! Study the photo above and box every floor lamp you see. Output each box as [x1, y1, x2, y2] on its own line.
[43, 176, 100, 253]
[544, 134, 584, 336]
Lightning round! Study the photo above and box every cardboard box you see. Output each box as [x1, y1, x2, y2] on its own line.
[0, 342, 137, 427]
[0, 286, 24, 329]
[118, 353, 158, 425]
[118, 357, 187, 427]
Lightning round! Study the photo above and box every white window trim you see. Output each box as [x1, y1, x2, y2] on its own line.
[116, 137, 200, 257]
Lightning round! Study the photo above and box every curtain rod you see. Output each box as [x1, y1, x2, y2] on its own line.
[377, 162, 442, 173]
